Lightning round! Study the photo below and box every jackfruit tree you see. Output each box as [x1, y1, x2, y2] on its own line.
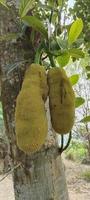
[0, 0, 86, 200]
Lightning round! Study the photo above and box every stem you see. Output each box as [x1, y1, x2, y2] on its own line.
[58, 131, 72, 154]
[63, 131, 72, 152]
[58, 135, 64, 154]
[34, 42, 44, 64]
[49, 9, 54, 24]
[48, 53, 56, 67]
[44, 41, 56, 68]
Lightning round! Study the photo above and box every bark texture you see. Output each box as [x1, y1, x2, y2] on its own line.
[0, 2, 69, 200]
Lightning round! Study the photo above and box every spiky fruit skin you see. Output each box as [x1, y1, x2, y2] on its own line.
[15, 64, 48, 154]
[48, 67, 75, 134]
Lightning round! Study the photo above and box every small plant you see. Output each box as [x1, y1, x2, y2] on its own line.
[65, 140, 87, 161]
[81, 170, 90, 182]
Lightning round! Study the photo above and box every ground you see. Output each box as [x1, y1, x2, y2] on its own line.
[63, 154, 90, 200]
[0, 155, 90, 200]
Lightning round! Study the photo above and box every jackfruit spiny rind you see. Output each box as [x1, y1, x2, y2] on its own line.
[24, 63, 48, 101]
[15, 64, 48, 154]
[48, 67, 75, 134]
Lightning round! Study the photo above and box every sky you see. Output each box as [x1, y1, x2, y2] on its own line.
[68, 0, 75, 8]
[41, 0, 75, 8]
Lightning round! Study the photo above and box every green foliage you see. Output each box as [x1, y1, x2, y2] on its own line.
[0, 0, 8, 8]
[56, 37, 68, 49]
[68, 18, 83, 45]
[56, 52, 70, 67]
[0, 0, 84, 69]
[47, 0, 62, 8]
[87, 73, 90, 80]
[85, 66, 90, 79]
[86, 66, 90, 71]
[65, 140, 87, 161]
[72, 0, 90, 43]
[81, 170, 90, 182]
[19, 0, 35, 18]
[80, 115, 90, 123]
[57, 0, 62, 6]
[22, 16, 48, 38]
[18, 0, 84, 68]
[75, 97, 85, 108]
[68, 48, 84, 59]
[69, 74, 79, 85]
[48, 0, 55, 7]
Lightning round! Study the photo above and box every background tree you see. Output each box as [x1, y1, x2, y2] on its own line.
[69, 0, 90, 44]
[73, 59, 90, 160]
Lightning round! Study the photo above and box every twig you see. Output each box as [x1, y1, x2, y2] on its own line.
[42, 55, 48, 61]
[58, 131, 72, 154]
[58, 135, 64, 154]
[0, 163, 21, 182]
[62, 131, 72, 151]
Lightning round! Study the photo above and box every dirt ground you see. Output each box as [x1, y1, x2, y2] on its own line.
[63, 155, 90, 200]
[0, 156, 90, 200]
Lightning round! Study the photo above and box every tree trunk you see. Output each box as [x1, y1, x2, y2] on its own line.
[0, 3, 69, 200]
[13, 149, 69, 200]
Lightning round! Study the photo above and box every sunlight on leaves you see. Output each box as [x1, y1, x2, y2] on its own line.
[69, 48, 84, 59]
[68, 18, 83, 45]
[75, 97, 85, 108]
[19, 0, 35, 18]
[56, 52, 70, 67]
[69, 74, 79, 85]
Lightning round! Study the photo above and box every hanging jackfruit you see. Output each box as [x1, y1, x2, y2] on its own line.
[48, 67, 75, 134]
[15, 64, 48, 154]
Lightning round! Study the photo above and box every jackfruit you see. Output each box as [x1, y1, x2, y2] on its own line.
[48, 67, 75, 134]
[15, 63, 48, 154]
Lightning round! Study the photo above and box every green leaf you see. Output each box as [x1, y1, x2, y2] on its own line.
[87, 73, 90, 79]
[0, 0, 8, 8]
[86, 66, 90, 71]
[0, 33, 18, 42]
[48, 0, 54, 7]
[69, 48, 84, 59]
[69, 74, 79, 85]
[56, 52, 70, 67]
[19, 0, 35, 18]
[80, 116, 90, 123]
[50, 40, 60, 51]
[48, 0, 62, 7]
[22, 16, 48, 38]
[68, 18, 83, 45]
[57, 0, 62, 6]
[52, 13, 57, 24]
[75, 97, 85, 108]
[56, 37, 68, 49]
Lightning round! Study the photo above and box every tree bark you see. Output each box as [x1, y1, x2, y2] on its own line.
[0, 3, 69, 200]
